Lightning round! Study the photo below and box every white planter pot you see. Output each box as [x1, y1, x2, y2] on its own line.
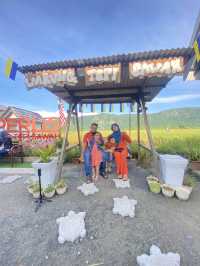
[27, 187, 33, 194]
[161, 184, 175, 198]
[44, 190, 55, 198]
[176, 186, 193, 200]
[159, 154, 188, 187]
[56, 186, 67, 195]
[146, 175, 159, 182]
[33, 192, 40, 199]
[32, 158, 58, 189]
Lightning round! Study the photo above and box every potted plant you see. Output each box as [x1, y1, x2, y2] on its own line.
[32, 183, 41, 199]
[32, 145, 58, 189]
[146, 175, 161, 194]
[146, 175, 160, 183]
[161, 184, 175, 198]
[27, 180, 36, 194]
[176, 176, 194, 200]
[188, 148, 200, 171]
[55, 179, 68, 195]
[44, 184, 56, 198]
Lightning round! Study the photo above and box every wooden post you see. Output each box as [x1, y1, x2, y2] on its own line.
[139, 98, 158, 174]
[56, 103, 74, 181]
[75, 106, 82, 153]
[139, 99, 155, 153]
[137, 102, 141, 161]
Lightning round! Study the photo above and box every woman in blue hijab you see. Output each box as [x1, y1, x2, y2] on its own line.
[111, 123, 121, 144]
[110, 123, 131, 180]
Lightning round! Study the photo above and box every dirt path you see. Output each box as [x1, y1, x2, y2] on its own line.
[0, 161, 200, 266]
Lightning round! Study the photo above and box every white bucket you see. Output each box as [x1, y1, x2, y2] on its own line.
[159, 154, 188, 187]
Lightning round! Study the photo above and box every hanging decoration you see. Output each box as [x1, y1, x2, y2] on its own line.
[109, 104, 114, 112]
[120, 103, 124, 113]
[79, 104, 82, 113]
[91, 104, 96, 112]
[100, 104, 103, 112]
[101, 104, 106, 112]
[130, 103, 133, 112]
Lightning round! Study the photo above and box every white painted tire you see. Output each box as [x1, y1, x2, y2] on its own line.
[161, 185, 175, 197]
[176, 186, 192, 200]
[33, 192, 40, 199]
[44, 190, 55, 198]
[56, 187, 67, 195]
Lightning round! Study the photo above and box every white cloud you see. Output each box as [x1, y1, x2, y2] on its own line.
[151, 94, 200, 104]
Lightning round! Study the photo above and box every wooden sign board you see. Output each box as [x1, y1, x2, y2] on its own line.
[129, 57, 184, 79]
[85, 64, 121, 86]
[25, 64, 121, 89]
[25, 68, 78, 89]
[24, 58, 185, 89]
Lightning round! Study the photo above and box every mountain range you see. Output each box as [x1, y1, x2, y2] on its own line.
[70, 107, 200, 130]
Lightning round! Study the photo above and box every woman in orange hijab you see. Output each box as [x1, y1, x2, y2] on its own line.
[110, 123, 131, 181]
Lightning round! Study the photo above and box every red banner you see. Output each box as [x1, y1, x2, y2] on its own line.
[0, 117, 61, 141]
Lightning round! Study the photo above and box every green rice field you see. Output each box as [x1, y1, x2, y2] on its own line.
[68, 128, 200, 161]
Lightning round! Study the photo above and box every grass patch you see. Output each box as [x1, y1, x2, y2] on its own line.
[0, 162, 32, 168]
[64, 147, 81, 163]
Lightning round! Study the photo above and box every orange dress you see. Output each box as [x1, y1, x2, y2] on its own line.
[91, 143, 102, 167]
[113, 132, 131, 176]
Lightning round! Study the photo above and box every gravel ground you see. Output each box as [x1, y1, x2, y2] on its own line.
[0, 160, 200, 266]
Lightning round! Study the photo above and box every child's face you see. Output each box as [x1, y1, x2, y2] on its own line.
[110, 138, 115, 144]
[94, 134, 101, 141]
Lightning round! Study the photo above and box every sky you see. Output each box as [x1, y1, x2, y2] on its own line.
[0, 0, 200, 115]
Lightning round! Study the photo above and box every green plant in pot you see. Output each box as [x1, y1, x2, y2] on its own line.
[32, 182, 41, 199]
[44, 184, 55, 198]
[55, 179, 67, 195]
[33, 145, 56, 163]
[148, 181, 161, 194]
[176, 175, 195, 201]
[27, 180, 37, 194]
[187, 147, 200, 171]
[147, 176, 161, 194]
[32, 145, 58, 189]
[161, 184, 175, 198]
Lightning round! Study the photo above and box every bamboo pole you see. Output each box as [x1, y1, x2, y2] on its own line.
[139, 98, 158, 174]
[137, 102, 141, 161]
[56, 103, 74, 181]
[139, 99, 155, 153]
[75, 106, 82, 154]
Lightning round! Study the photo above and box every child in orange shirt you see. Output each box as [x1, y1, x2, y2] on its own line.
[105, 136, 116, 173]
[91, 132, 103, 182]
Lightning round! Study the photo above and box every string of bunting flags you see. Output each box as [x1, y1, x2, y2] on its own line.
[75, 103, 135, 113]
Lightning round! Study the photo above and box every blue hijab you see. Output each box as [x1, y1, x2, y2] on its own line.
[111, 123, 121, 144]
